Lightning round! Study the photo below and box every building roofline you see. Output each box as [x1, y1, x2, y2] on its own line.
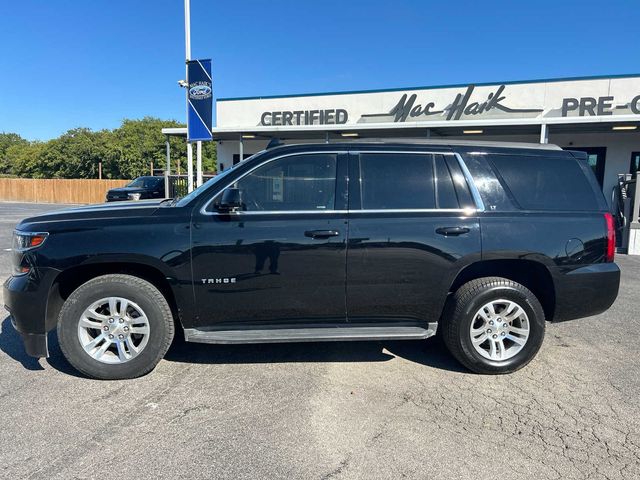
[217, 73, 640, 102]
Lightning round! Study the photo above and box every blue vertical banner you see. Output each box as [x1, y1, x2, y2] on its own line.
[187, 59, 213, 141]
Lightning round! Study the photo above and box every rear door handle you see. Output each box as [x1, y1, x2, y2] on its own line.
[305, 230, 340, 239]
[435, 226, 470, 236]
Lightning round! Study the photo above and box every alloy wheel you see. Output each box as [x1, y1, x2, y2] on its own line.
[469, 299, 530, 361]
[77, 297, 150, 364]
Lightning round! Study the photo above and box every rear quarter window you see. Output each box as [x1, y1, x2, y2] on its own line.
[488, 154, 600, 211]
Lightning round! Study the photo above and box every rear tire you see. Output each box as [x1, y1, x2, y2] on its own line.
[57, 274, 174, 380]
[442, 277, 545, 374]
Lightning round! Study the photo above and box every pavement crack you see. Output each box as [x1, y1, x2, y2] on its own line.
[320, 457, 350, 480]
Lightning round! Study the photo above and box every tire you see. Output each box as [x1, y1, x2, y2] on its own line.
[441, 277, 545, 374]
[57, 274, 175, 380]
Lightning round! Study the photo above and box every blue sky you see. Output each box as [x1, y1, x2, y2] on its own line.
[0, 0, 637, 140]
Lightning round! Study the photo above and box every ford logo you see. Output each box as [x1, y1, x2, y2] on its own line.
[189, 84, 212, 99]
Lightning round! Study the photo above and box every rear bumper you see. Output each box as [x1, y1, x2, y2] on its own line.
[552, 262, 620, 322]
[3, 267, 60, 358]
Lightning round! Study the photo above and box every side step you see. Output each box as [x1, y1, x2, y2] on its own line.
[184, 324, 438, 345]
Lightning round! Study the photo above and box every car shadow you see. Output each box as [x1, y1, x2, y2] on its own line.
[1, 316, 467, 376]
[0, 316, 86, 378]
[0, 316, 44, 371]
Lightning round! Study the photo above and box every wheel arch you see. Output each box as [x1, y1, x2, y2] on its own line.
[46, 261, 183, 333]
[449, 259, 556, 321]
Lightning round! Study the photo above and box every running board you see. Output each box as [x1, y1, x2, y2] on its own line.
[184, 324, 438, 344]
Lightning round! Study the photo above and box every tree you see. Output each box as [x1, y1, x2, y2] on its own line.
[0, 117, 217, 179]
[38, 128, 112, 179]
[6, 141, 46, 178]
[0, 132, 28, 175]
[113, 117, 217, 178]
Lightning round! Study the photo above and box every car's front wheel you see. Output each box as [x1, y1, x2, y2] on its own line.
[57, 274, 174, 380]
[442, 277, 545, 374]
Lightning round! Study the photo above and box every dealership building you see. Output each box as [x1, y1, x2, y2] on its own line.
[164, 74, 640, 207]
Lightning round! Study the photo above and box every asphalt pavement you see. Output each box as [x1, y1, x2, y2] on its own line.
[0, 202, 639, 480]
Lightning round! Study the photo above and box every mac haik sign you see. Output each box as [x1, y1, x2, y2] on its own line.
[215, 76, 640, 128]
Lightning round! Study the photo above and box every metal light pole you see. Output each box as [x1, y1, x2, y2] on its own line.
[196, 141, 203, 186]
[184, 0, 194, 193]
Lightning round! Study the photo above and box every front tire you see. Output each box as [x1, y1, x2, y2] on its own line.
[57, 274, 174, 380]
[442, 277, 545, 374]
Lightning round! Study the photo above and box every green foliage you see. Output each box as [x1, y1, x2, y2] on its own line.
[0, 132, 29, 175]
[0, 118, 217, 179]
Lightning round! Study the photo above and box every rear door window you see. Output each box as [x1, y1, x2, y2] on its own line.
[488, 154, 599, 211]
[359, 153, 436, 209]
[357, 152, 470, 210]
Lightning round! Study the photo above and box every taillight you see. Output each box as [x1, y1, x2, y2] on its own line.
[604, 212, 615, 262]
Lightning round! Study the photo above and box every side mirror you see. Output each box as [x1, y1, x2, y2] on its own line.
[216, 187, 242, 212]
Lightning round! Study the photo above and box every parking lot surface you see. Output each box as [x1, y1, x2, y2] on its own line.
[1, 202, 639, 480]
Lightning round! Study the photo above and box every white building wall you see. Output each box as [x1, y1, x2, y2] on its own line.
[217, 139, 268, 171]
[213, 75, 640, 203]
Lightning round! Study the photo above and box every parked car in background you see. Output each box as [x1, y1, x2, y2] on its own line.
[106, 176, 165, 202]
[4, 141, 620, 380]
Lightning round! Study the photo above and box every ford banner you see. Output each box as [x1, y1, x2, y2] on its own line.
[187, 59, 213, 141]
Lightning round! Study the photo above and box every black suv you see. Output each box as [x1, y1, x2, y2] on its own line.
[3, 141, 620, 380]
[106, 176, 165, 202]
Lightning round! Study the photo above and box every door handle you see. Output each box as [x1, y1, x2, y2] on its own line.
[436, 226, 470, 236]
[305, 230, 340, 239]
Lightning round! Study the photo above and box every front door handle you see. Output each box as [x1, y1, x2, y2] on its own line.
[305, 230, 340, 239]
[436, 226, 470, 236]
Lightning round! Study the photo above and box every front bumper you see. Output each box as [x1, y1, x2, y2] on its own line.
[6, 316, 48, 357]
[3, 267, 60, 358]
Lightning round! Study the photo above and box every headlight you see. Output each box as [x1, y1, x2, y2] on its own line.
[128, 193, 142, 201]
[12, 231, 48, 275]
[13, 231, 49, 251]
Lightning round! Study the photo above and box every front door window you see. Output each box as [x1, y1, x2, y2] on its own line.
[231, 153, 337, 211]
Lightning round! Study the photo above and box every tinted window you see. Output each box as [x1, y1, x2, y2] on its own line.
[231, 154, 336, 211]
[360, 153, 435, 209]
[489, 154, 599, 211]
[442, 154, 475, 209]
[128, 177, 162, 188]
[434, 155, 459, 209]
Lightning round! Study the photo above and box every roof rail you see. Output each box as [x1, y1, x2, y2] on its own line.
[266, 138, 283, 149]
[272, 138, 562, 150]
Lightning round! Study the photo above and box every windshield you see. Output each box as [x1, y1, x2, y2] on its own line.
[174, 166, 237, 207]
[128, 177, 162, 188]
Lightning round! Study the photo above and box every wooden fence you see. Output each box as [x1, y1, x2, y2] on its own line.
[0, 178, 130, 204]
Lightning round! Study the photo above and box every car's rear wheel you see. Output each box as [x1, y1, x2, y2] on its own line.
[57, 274, 174, 380]
[442, 277, 545, 374]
